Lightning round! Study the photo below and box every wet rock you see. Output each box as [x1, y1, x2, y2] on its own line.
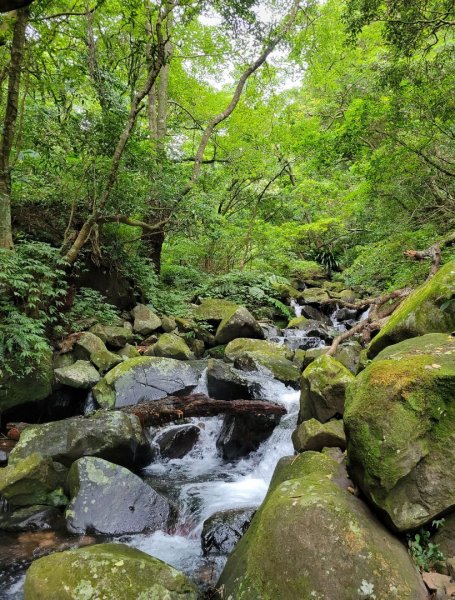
[299, 303, 330, 323]
[216, 413, 280, 460]
[345, 333, 455, 531]
[155, 424, 200, 459]
[73, 332, 121, 373]
[153, 333, 195, 360]
[54, 360, 100, 389]
[206, 359, 252, 400]
[218, 453, 427, 600]
[215, 306, 264, 345]
[367, 259, 455, 358]
[286, 315, 310, 329]
[0, 505, 64, 532]
[0, 453, 67, 508]
[292, 418, 346, 452]
[24, 543, 199, 600]
[0, 347, 53, 412]
[65, 457, 171, 535]
[202, 508, 255, 556]
[89, 323, 135, 349]
[299, 355, 354, 423]
[9, 411, 153, 470]
[131, 304, 161, 336]
[92, 356, 198, 409]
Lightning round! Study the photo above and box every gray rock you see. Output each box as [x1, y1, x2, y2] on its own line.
[73, 332, 121, 373]
[202, 508, 255, 556]
[215, 306, 264, 345]
[216, 413, 280, 460]
[89, 324, 135, 349]
[206, 359, 252, 400]
[131, 304, 162, 336]
[0, 505, 64, 532]
[292, 418, 346, 452]
[66, 457, 172, 535]
[155, 425, 200, 459]
[54, 360, 100, 389]
[9, 411, 153, 470]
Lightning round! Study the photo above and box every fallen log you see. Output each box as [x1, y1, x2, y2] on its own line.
[121, 393, 286, 427]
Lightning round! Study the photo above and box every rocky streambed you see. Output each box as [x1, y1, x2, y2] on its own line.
[1, 267, 455, 599]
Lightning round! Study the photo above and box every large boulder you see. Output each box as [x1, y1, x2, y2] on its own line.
[65, 457, 171, 535]
[225, 338, 300, 385]
[54, 360, 100, 389]
[92, 356, 198, 409]
[344, 333, 455, 531]
[152, 333, 195, 360]
[218, 453, 427, 600]
[299, 355, 355, 423]
[24, 543, 199, 600]
[206, 359, 252, 400]
[131, 303, 161, 335]
[292, 418, 346, 452]
[0, 347, 53, 412]
[9, 411, 153, 470]
[215, 306, 264, 345]
[0, 453, 67, 508]
[300, 287, 330, 304]
[368, 260, 455, 357]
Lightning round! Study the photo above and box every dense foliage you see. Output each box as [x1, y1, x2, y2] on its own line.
[0, 0, 454, 372]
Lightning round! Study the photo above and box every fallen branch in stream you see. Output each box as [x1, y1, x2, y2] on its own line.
[121, 394, 286, 427]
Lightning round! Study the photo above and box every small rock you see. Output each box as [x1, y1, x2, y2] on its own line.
[292, 418, 346, 452]
[155, 425, 200, 459]
[89, 324, 135, 349]
[131, 304, 162, 336]
[54, 360, 100, 389]
[161, 316, 177, 332]
[422, 571, 452, 592]
[0, 505, 64, 532]
[153, 333, 195, 360]
[202, 508, 255, 556]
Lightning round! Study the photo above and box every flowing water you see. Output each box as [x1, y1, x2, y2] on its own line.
[0, 299, 357, 597]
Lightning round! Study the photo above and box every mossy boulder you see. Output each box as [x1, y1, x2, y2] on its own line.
[66, 457, 171, 535]
[292, 418, 346, 452]
[192, 298, 238, 323]
[0, 453, 67, 508]
[214, 306, 264, 345]
[152, 332, 195, 360]
[89, 324, 135, 349]
[24, 543, 199, 600]
[9, 411, 153, 470]
[368, 260, 455, 358]
[0, 347, 53, 411]
[161, 315, 177, 332]
[131, 303, 161, 336]
[54, 360, 100, 389]
[92, 356, 198, 409]
[73, 332, 121, 373]
[225, 338, 299, 385]
[335, 340, 363, 374]
[299, 355, 355, 423]
[218, 453, 426, 600]
[287, 315, 310, 329]
[344, 333, 455, 531]
[302, 347, 326, 368]
[115, 343, 140, 360]
[300, 287, 330, 304]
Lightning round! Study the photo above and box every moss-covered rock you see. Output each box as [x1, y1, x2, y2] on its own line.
[161, 315, 177, 332]
[0, 347, 53, 412]
[225, 338, 299, 385]
[131, 304, 161, 336]
[287, 315, 310, 329]
[54, 360, 100, 389]
[73, 332, 121, 373]
[292, 418, 346, 452]
[9, 411, 153, 470]
[0, 453, 67, 508]
[89, 324, 135, 349]
[66, 457, 171, 535]
[92, 356, 198, 409]
[300, 287, 330, 304]
[302, 347, 326, 369]
[344, 333, 455, 531]
[215, 306, 264, 345]
[115, 343, 140, 360]
[24, 543, 199, 600]
[192, 298, 238, 323]
[218, 453, 426, 600]
[368, 260, 455, 357]
[299, 355, 355, 423]
[335, 340, 363, 374]
[152, 332, 195, 360]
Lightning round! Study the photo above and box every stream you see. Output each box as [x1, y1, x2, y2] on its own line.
[0, 301, 352, 598]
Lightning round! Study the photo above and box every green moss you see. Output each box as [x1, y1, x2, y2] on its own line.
[24, 543, 199, 600]
[153, 333, 194, 360]
[192, 298, 238, 322]
[287, 316, 310, 329]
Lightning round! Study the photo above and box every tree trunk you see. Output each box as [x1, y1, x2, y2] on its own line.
[0, 6, 28, 249]
[144, 227, 166, 273]
[121, 393, 286, 427]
